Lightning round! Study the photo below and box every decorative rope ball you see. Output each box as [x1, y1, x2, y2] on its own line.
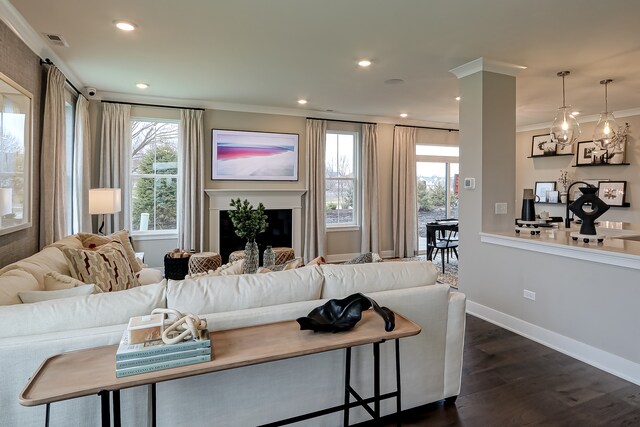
[188, 252, 222, 275]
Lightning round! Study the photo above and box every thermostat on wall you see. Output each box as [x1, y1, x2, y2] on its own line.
[463, 177, 476, 189]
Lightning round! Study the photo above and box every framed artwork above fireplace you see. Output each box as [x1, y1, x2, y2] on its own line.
[211, 129, 299, 181]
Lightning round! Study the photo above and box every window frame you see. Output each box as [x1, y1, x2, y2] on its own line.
[325, 130, 360, 231]
[63, 87, 77, 235]
[129, 117, 181, 237]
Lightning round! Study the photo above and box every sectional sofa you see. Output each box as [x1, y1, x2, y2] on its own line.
[0, 237, 466, 427]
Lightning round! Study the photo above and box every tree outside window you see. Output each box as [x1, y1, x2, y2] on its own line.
[325, 131, 358, 226]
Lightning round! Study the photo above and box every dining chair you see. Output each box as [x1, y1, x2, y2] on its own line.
[426, 223, 459, 274]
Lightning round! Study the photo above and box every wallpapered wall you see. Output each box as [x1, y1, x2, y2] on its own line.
[0, 19, 43, 268]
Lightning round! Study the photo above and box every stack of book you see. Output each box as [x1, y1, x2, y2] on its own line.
[115, 329, 211, 378]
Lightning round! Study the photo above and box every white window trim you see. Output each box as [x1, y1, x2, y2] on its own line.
[129, 117, 181, 235]
[325, 130, 360, 229]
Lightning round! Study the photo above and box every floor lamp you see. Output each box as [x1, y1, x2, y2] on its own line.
[89, 188, 122, 235]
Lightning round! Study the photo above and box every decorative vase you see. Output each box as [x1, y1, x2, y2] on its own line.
[243, 240, 259, 274]
[263, 245, 275, 268]
[568, 187, 610, 235]
[560, 192, 567, 204]
[521, 189, 536, 221]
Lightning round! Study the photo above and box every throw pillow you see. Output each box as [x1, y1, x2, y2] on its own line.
[184, 260, 244, 279]
[266, 257, 304, 272]
[19, 284, 97, 304]
[62, 242, 140, 292]
[44, 271, 86, 291]
[306, 256, 326, 266]
[77, 230, 142, 272]
[343, 252, 382, 264]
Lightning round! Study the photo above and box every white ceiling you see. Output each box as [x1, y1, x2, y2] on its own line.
[5, 0, 640, 127]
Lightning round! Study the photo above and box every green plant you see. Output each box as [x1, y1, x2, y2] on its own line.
[327, 202, 337, 210]
[228, 198, 268, 241]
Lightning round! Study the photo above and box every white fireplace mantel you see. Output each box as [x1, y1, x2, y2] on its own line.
[204, 189, 307, 256]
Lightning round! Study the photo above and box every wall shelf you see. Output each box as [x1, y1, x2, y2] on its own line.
[572, 162, 630, 167]
[535, 201, 631, 208]
[527, 153, 574, 159]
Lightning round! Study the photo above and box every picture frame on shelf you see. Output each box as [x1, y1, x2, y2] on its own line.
[534, 181, 556, 203]
[547, 190, 559, 204]
[531, 134, 556, 157]
[598, 181, 626, 206]
[576, 141, 597, 165]
[556, 142, 573, 155]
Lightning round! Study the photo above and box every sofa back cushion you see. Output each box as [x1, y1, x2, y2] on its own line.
[167, 265, 324, 314]
[0, 281, 167, 339]
[320, 261, 439, 299]
[0, 269, 40, 305]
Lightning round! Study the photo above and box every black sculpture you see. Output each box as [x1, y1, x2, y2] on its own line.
[296, 293, 395, 333]
[569, 186, 610, 235]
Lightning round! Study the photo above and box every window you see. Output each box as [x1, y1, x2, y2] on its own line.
[325, 131, 359, 227]
[64, 89, 76, 234]
[416, 145, 459, 253]
[130, 119, 179, 234]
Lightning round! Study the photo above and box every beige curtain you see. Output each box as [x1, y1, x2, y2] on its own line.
[39, 65, 67, 247]
[99, 103, 131, 234]
[303, 119, 327, 261]
[73, 95, 92, 233]
[178, 109, 205, 251]
[361, 123, 380, 253]
[392, 126, 417, 258]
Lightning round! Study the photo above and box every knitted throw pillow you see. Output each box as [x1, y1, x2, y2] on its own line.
[43, 271, 86, 291]
[77, 230, 142, 272]
[62, 241, 140, 292]
[343, 252, 382, 264]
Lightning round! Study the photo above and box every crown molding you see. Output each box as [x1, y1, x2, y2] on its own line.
[97, 90, 460, 129]
[0, 0, 84, 90]
[516, 106, 640, 133]
[449, 57, 527, 79]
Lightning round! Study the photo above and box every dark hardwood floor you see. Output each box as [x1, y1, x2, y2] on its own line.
[368, 314, 640, 426]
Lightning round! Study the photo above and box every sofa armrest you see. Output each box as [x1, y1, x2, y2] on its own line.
[444, 290, 466, 398]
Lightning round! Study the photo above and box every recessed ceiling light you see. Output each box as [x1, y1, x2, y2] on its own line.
[572, 111, 580, 116]
[358, 59, 372, 68]
[455, 96, 461, 101]
[400, 113, 408, 118]
[114, 20, 137, 31]
[136, 83, 149, 89]
[297, 99, 308, 105]
[384, 78, 404, 85]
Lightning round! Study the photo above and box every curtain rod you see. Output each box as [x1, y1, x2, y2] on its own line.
[40, 58, 81, 95]
[306, 117, 376, 126]
[394, 124, 459, 132]
[102, 100, 205, 111]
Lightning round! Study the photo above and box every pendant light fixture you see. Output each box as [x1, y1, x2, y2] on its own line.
[550, 71, 581, 146]
[593, 79, 617, 150]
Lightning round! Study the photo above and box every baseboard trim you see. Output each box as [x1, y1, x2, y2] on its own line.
[466, 300, 640, 386]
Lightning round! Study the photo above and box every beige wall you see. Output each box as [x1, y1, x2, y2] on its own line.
[0, 19, 43, 268]
[516, 114, 639, 223]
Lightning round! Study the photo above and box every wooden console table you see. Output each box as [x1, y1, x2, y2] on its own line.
[20, 310, 421, 426]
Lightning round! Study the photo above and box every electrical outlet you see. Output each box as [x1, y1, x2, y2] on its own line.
[495, 203, 508, 215]
[523, 289, 536, 301]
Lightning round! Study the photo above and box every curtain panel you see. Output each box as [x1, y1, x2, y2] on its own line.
[303, 119, 327, 261]
[360, 123, 380, 253]
[39, 65, 67, 247]
[392, 126, 417, 258]
[178, 109, 205, 251]
[99, 103, 131, 234]
[73, 95, 92, 233]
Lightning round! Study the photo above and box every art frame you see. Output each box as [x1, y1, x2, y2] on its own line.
[576, 141, 598, 165]
[531, 134, 556, 157]
[0, 71, 33, 237]
[211, 129, 299, 181]
[598, 181, 627, 207]
[547, 190, 559, 204]
[534, 181, 556, 203]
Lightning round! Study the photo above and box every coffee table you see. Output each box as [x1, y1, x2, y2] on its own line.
[20, 310, 421, 426]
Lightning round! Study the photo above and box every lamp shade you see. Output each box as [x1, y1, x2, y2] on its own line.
[89, 188, 122, 214]
[0, 188, 12, 216]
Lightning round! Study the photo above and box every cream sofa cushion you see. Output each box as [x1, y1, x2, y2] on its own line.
[18, 284, 97, 304]
[44, 271, 86, 291]
[167, 265, 324, 314]
[0, 269, 40, 305]
[136, 268, 164, 286]
[320, 261, 439, 298]
[0, 281, 167, 338]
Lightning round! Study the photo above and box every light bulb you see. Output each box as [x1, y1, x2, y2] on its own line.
[550, 106, 580, 146]
[593, 111, 617, 150]
[562, 121, 568, 131]
[604, 124, 610, 134]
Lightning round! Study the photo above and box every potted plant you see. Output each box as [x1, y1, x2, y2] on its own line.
[557, 170, 572, 204]
[228, 198, 268, 273]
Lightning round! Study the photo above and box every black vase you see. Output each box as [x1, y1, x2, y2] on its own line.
[568, 187, 610, 235]
[521, 189, 536, 221]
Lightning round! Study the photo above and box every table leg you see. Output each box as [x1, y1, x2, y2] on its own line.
[151, 383, 157, 427]
[113, 390, 121, 427]
[373, 342, 380, 419]
[343, 347, 351, 427]
[98, 391, 110, 427]
[395, 339, 402, 427]
[45, 403, 50, 427]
